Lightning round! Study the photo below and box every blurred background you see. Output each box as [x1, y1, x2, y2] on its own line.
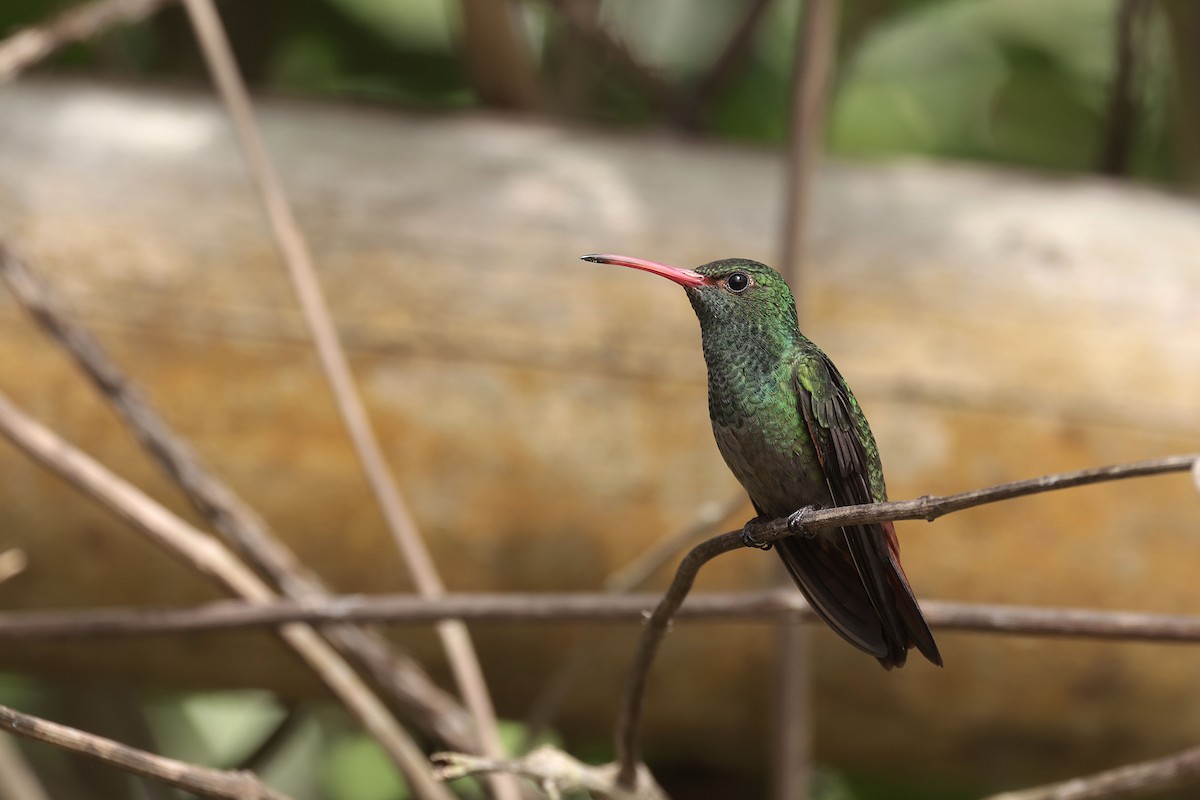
[1, 1, 1199, 799]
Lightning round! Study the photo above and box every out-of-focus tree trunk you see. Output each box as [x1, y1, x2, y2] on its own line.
[457, 0, 542, 110]
[1, 79, 1199, 795]
[1163, 0, 1200, 188]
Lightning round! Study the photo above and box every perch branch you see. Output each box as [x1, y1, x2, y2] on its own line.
[0, 0, 176, 83]
[1, 228, 475, 751]
[0, 391, 453, 800]
[179, 5, 513, 796]
[984, 741, 1200, 800]
[614, 452, 1198, 789]
[0, 702, 290, 800]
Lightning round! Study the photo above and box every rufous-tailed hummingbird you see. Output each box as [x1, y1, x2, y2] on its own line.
[583, 254, 941, 669]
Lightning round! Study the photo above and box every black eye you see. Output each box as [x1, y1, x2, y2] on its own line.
[726, 272, 750, 293]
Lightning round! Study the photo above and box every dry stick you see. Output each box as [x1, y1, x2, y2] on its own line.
[10, 592, 1200, 644]
[177, 6, 516, 799]
[0, 0, 176, 83]
[433, 746, 665, 800]
[0, 702, 290, 800]
[522, 495, 745, 743]
[614, 452, 1199, 790]
[0, 393, 454, 800]
[983, 743, 1200, 800]
[0, 241, 475, 751]
[776, 4, 839, 796]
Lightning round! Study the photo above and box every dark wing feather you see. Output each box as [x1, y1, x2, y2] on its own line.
[785, 353, 942, 669]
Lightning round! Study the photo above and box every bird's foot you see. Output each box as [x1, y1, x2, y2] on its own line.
[740, 517, 774, 551]
[787, 506, 821, 539]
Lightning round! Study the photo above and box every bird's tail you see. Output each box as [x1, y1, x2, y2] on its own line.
[775, 520, 941, 669]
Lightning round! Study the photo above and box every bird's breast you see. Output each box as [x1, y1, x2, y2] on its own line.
[707, 369, 831, 518]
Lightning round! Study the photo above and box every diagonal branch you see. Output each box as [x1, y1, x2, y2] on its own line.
[0, 0, 176, 84]
[0, 238, 475, 752]
[0, 702, 290, 800]
[983, 741, 1200, 800]
[0, 391, 454, 800]
[178, 7, 514, 797]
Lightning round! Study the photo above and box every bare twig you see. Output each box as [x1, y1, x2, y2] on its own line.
[775, 6, 838, 795]
[0, 702, 290, 800]
[433, 746, 666, 800]
[0, 236, 475, 752]
[8, 592, 1200, 644]
[615, 536, 732, 787]
[604, 496, 747, 593]
[613, 451, 1198, 790]
[983, 742, 1200, 800]
[779, 454, 1197, 534]
[522, 495, 745, 744]
[178, 7, 514, 797]
[0, 0, 175, 83]
[0, 391, 454, 800]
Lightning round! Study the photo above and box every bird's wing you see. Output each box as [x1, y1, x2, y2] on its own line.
[787, 352, 941, 668]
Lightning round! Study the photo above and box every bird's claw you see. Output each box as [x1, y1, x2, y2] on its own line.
[787, 506, 820, 539]
[740, 518, 774, 550]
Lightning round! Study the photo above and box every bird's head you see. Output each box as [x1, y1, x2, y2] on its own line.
[582, 254, 799, 335]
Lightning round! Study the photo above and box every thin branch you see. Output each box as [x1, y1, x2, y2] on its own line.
[775, 7, 838, 796]
[522, 495, 744, 744]
[433, 746, 667, 800]
[613, 451, 1198, 790]
[178, 6, 513, 796]
[615, 535, 732, 787]
[983, 742, 1200, 800]
[0, 391, 454, 800]
[778, 454, 1197, 534]
[604, 495, 747, 593]
[7, 592, 1200, 644]
[0, 234, 476, 752]
[0, 702, 290, 800]
[0, 0, 176, 84]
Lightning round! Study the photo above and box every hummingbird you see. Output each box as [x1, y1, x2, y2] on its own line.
[583, 253, 941, 669]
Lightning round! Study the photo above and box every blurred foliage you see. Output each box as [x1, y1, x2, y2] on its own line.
[0, 0, 1184, 182]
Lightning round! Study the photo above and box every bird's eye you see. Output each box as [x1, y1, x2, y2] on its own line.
[725, 272, 751, 293]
